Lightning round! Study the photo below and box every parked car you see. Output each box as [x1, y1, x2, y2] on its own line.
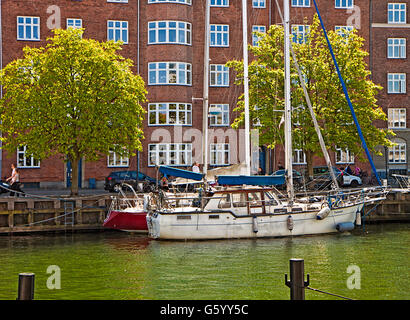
[272, 169, 304, 190]
[104, 171, 156, 193]
[312, 166, 362, 189]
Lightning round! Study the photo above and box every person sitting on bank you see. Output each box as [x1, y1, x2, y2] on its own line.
[7, 165, 24, 197]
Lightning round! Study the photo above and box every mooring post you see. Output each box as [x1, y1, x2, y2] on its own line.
[17, 273, 35, 300]
[285, 258, 309, 300]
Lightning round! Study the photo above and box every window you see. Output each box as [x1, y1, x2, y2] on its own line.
[148, 103, 192, 125]
[17, 16, 40, 41]
[293, 149, 306, 165]
[148, 144, 192, 166]
[148, 62, 192, 85]
[148, 21, 191, 45]
[252, 25, 266, 46]
[210, 24, 229, 47]
[292, 25, 310, 44]
[17, 146, 40, 168]
[389, 138, 407, 163]
[292, 0, 310, 7]
[67, 18, 82, 29]
[388, 3, 406, 23]
[210, 0, 229, 6]
[335, 147, 355, 164]
[388, 108, 407, 129]
[107, 0, 128, 2]
[210, 64, 229, 87]
[107, 20, 128, 44]
[335, 0, 353, 9]
[108, 150, 129, 167]
[388, 73, 406, 93]
[335, 26, 354, 40]
[210, 144, 230, 166]
[388, 38, 406, 59]
[253, 0, 266, 8]
[148, 0, 191, 4]
[209, 104, 229, 126]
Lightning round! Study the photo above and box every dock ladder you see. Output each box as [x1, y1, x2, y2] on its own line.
[64, 201, 75, 227]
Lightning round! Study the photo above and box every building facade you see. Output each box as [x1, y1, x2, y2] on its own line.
[0, 0, 408, 188]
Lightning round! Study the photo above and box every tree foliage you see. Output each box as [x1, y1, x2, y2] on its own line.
[227, 15, 393, 175]
[0, 28, 147, 194]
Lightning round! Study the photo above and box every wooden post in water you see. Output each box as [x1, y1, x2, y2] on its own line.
[285, 259, 309, 300]
[17, 273, 35, 300]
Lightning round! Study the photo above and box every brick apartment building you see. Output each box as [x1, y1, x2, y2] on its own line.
[0, 0, 408, 189]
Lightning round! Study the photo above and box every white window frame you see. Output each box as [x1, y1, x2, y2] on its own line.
[148, 143, 192, 167]
[17, 16, 40, 41]
[388, 3, 407, 24]
[335, 0, 354, 9]
[107, 20, 128, 44]
[293, 149, 306, 165]
[389, 139, 407, 163]
[292, 0, 310, 7]
[17, 146, 40, 168]
[387, 38, 406, 59]
[388, 108, 407, 129]
[335, 25, 354, 40]
[210, 143, 230, 166]
[209, 104, 230, 126]
[67, 18, 82, 29]
[148, 21, 191, 45]
[252, 25, 266, 46]
[335, 147, 355, 164]
[210, 64, 229, 87]
[148, 0, 192, 4]
[107, 0, 128, 3]
[148, 62, 192, 86]
[148, 103, 192, 126]
[108, 149, 129, 167]
[387, 73, 406, 94]
[253, 0, 266, 8]
[210, 0, 229, 7]
[292, 25, 310, 44]
[210, 24, 229, 47]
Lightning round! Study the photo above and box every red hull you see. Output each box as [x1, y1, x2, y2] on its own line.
[103, 210, 147, 231]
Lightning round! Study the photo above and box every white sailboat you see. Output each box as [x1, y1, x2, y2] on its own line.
[145, 0, 388, 240]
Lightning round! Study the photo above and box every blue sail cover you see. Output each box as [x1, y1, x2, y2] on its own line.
[216, 175, 285, 186]
[158, 166, 204, 181]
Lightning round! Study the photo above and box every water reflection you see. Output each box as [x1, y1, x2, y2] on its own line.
[0, 224, 408, 300]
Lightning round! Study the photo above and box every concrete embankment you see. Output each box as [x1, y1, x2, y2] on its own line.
[0, 189, 408, 235]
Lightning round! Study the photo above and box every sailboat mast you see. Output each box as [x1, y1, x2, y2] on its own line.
[242, 0, 251, 176]
[202, 0, 210, 176]
[283, 0, 294, 203]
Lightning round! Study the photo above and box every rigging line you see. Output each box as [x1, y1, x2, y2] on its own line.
[311, 0, 382, 186]
[306, 286, 355, 300]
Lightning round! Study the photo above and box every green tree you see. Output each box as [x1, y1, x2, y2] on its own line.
[0, 28, 147, 195]
[228, 15, 393, 177]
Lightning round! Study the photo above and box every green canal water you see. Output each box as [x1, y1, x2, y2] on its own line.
[0, 223, 408, 300]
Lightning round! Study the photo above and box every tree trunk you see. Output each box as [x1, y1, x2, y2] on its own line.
[70, 158, 80, 196]
[305, 150, 314, 181]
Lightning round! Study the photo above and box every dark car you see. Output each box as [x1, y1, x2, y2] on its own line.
[104, 171, 156, 193]
[272, 169, 304, 190]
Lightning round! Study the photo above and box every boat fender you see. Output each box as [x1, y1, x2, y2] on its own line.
[336, 222, 355, 232]
[252, 215, 258, 233]
[355, 210, 362, 226]
[287, 215, 294, 231]
[143, 194, 150, 211]
[316, 207, 330, 220]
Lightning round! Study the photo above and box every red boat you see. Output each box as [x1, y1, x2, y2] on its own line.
[103, 208, 148, 232]
[103, 184, 148, 232]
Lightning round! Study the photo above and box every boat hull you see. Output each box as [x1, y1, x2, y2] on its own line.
[146, 204, 363, 240]
[104, 210, 148, 232]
